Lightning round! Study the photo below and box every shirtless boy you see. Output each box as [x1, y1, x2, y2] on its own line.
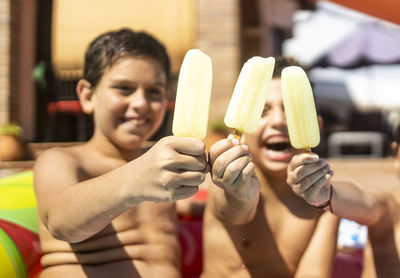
[202, 57, 340, 278]
[287, 129, 400, 277]
[34, 29, 207, 277]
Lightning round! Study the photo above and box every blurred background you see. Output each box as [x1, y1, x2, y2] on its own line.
[1, 0, 400, 161]
[0, 2, 399, 277]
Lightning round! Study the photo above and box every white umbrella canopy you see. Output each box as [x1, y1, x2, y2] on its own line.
[284, 1, 400, 129]
[323, 23, 400, 67]
[283, 1, 400, 68]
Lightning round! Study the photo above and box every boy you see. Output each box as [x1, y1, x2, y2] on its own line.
[34, 29, 207, 277]
[202, 57, 340, 277]
[287, 132, 400, 277]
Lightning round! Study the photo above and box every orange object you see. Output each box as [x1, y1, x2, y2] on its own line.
[319, 0, 400, 25]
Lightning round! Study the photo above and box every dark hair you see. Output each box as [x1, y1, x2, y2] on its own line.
[272, 56, 304, 78]
[83, 28, 171, 88]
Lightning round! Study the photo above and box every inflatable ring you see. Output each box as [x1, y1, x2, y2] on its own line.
[0, 170, 42, 277]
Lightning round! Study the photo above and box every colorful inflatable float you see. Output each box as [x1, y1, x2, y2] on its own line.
[0, 170, 42, 278]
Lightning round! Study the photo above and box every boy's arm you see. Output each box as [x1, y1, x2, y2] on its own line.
[207, 136, 260, 225]
[287, 153, 388, 226]
[34, 136, 206, 243]
[295, 212, 340, 278]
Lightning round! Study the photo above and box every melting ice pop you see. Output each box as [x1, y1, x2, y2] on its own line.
[281, 66, 320, 151]
[172, 49, 213, 139]
[224, 56, 275, 140]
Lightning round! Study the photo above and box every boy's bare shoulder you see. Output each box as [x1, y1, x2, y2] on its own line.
[34, 144, 91, 182]
[36, 145, 86, 167]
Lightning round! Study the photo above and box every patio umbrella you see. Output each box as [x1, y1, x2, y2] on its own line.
[283, 1, 400, 68]
[322, 0, 400, 25]
[282, 2, 360, 68]
[320, 22, 400, 67]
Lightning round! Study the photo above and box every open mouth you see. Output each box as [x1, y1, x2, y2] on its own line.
[263, 136, 293, 161]
[266, 141, 291, 152]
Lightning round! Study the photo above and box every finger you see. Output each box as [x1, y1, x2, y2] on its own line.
[168, 136, 206, 156]
[240, 161, 256, 182]
[303, 173, 333, 205]
[173, 186, 199, 200]
[298, 165, 331, 191]
[168, 152, 207, 171]
[288, 152, 320, 171]
[212, 145, 250, 179]
[168, 171, 206, 188]
[231, 161, 256, 187]
[290, 160, 330, 185]
[291, 169, 333, 195]
[221, 155, 252, 186]
[208, 137, 239, 164]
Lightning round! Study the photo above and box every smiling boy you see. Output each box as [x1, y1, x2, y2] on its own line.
[34, 29, 207, 277]
[202, 57, 340, 278]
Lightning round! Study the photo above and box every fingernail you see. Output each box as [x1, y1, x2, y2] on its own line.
[310, 155, 319, 161]
[228, 134, 233, 140]
[326, 170, 334, 179]
[241, 144, 249, 151]
[231, 138, 239, 145]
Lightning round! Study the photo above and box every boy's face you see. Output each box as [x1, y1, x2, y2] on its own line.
[91, 56, 167, 150]
[243, 78, 300, 177]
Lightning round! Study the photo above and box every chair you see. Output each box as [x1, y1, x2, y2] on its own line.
[34, 62, 92, 142]
[46, 77, 93, 142]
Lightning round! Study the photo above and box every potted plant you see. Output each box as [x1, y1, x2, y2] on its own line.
[0, 122, 27, 161]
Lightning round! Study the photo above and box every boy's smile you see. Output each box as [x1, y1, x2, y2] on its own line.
[119, 115, 151, 128]
[90, 57, 167, 151]
[244, 78, 297, 174]
[262, 133, 293, 162]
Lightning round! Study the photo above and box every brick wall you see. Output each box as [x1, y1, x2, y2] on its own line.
[0, 0, 22, 126]
[196, 0, 241, 122]
[0, 0, 10, 125]
[10, 0, 22, 125]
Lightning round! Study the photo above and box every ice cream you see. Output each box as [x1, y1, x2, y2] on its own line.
[172, 49, 213, 139]
[281, 66, 320, 150]
[224, 56, 275, 140]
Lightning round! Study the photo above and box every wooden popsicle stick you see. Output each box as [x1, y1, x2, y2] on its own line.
[232, 129, 243, 142]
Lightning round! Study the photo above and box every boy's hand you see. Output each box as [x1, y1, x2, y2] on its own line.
[130, 136, 207, 203]
[209, 135, 260, 205]
[287, 153, 333, 207]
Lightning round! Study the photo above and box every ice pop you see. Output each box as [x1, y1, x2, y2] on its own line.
[172, 49, 213, 139]
[224, 56, 275, 140]
[281, 66, 320, 150]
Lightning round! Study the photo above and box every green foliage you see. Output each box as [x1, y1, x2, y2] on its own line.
[0, 123, 22, 137]
[209, 119, 230, 135]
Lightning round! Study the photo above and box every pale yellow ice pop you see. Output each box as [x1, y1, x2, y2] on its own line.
[172, 49, 213, 139]
[224, 56, 275, 140]
[281, 66, 320, 150]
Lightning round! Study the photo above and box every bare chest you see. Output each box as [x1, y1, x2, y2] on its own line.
[40, 202, 178, 255]
[203, 201, 320, 276]
[92, 202, 178, 242]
